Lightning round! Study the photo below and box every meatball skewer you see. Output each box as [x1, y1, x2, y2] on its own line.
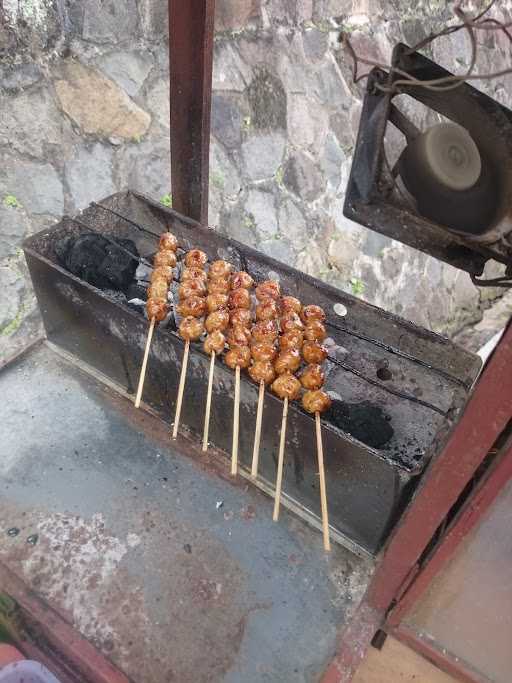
[172, 249, 208, 439]
[134, 231, 178, 408]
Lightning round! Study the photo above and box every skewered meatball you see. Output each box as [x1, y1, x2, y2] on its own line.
[185, 249, 208, 268]
[151, 266, 173, 285]
[159, 232, 178, 252]
[179, 280, 207, 300]
[179, 316, 205, 341]
[229, 288, 251, 310]
[304, 320, 327, 342]
[231, 271, 254, 290]
[230, 309, 253, 327]
[209, 260, 232, 279]
[256, 298, 280, 321]
[226, 325, 252, 348]
[176, 295, 207, 318]
[271, 372, 301, 401]
[225, 346, 251, 369]
[274, 348, 301, 375]
[203, 330, 226, 355]
[147, 280, 168, 301]
[255, 280, 280, 302]
[302, 341, 328, 364]
[301, 304, 326, 324]
[250, 341, 277, 362]
[208, 277, 231, 294]
[154, 251, 177, 268]
[206, 293, 229, 313]
[182, 267, 207, 284]
[280, 330, 304, 351]
[299, 364, 325, 390]
[252, 319, 278, 344]
[205, 309, 230, 333]
[146, 298, 168, 322]
[280, 312, 304, 333]
[249, 360, 276, 385]
[302, 390, 331, 414]
[281, 296, 301, 314]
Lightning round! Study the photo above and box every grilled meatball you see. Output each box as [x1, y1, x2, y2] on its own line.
[146, 298, 168, 322]
[302, 341, 328, 364]
[255, 280, 280, 302]
[205, 309, 230, 333]
[179, 280, 207, 300]
[271, 373, 301, 401]
[154, 251, 177, 268]
[281, 296, 301, 314]
[176, 295, 207, 318]
[280, 312, 304, 333]
[208, 277, 231, 294]
[301, 304, 326, 324]
[302, 390, 331, 414]
[252, 319, 278, 344]
[280, 330, 304, 352]
[151, 265, 173, 285]
[229, 287, 251, 310]
[304, 320, 327, 342]
[209, 259, 232, 279]
[274, 348, 301, 375]
[230, 309, 253, 327]
[184, 249, 208, 268]
[256, 298, 280, 321]
[159, 232, 178, 252]
[206, 292, 229, 313]
[226, 325, 251, 348]
[203, 330, 226, 355]
[225, 346, 251, 369]
[250, 341, 277, 362]
[147, 280, 168, 301]
[248, 360, 276, 385]
[182, 267, 207, 284]
[231, 271, 254, 290]
[179, 316, 205, 341]
[299, 364, 325, 390]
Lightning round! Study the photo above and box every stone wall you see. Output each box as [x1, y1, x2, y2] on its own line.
[1, 0, 510, 363]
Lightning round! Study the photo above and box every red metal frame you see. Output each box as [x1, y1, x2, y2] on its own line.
[323, 320, 512, 683]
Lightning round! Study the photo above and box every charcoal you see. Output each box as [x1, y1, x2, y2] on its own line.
[327, 400, 394, 449]
[56, 232, 139, 293]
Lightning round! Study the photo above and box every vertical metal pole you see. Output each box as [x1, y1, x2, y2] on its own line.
[168, 0, 215, 224]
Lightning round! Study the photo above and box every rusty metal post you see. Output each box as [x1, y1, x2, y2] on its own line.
[168, 0, 215, 224]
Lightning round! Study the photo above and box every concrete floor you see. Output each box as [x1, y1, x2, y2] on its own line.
[0, 343, 372, 683]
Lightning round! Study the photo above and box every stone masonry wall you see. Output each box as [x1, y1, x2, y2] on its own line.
[1, 0, 511, 363]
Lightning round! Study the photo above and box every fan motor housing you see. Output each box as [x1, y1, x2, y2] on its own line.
[344, 44, 512, 276]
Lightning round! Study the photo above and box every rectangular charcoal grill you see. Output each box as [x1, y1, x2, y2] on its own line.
[22, 190, 481, 556]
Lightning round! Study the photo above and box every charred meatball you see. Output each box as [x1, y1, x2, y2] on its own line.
[225, 346, 251, 369]
[299, 364, 325, 390]
[147, 279, 168, 301]
[271, 373, 301, 401]
[184, 249, 208, 269]
[209, 260, 232, 279]
[274, 349, 301, 375]
[280, 312, 304, 333]
[206, 293, 229, 313]
[151, 265, 173, 285]
[154, 251, 177, 268]
[230, 309, 253, 327]
[228, 288, 251, 310]
[207, 277, 231, 294]
[304, 320, 327, 342]
[300, 304, 326, 324]
[226, 325, 252, 348]
[179, 316, 205, 341]
[302, 390, 331, 414]
[252, 319, 279, 344]
[248, 360, 276, 385]
[146, 298, 168, 322]
[255, 280, 280, 302]
[159, 232, 178, 252]
[203, 330, 226, 355]
[182, 267, 207, 284]
[302, 341, 328, 364]
[176, 295, 207, 318]
[279, 330, 304, 351]
[256, 298, 280, 321]
[250, 341, 277, 362]
[178, 280, 207, 300]
[231, 271, 254, 290]
[205, 309, 230, 333]
[281, 296, 301, 314]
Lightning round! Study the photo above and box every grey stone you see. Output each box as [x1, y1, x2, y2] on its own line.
[330, 111, 354, 153]
[0, 260, 25, 332]
[296, 244, 328, 277]
[219, 198, 259, 248]
[97, 51, 153, 97]
[266, 0, 313, 24]
[71, 0, 140, 44]
[145, 78, 170, 130]
[65, 144, 115, 212]
[138, 0, 169, 38]
[0, 204, 30, 259]
[116, 137, 171, 201]
[247, 69, 287, 130]
[259, 237, 296, 264]
[211, 93, 245, 149]
[302, 27, 328, 61]
[212, 42, 253, 92]
[313, 58, 350, 108]
[287, 93, 329, 149]
[0, 62, 42, 91]
[215, 0, 259, 31]
[241, 132, 285, 181]
[278, 198, 308, 251]
[0, 157, 64, 216]
[209, 139, 241, 200]
[283, 150, 325, 201]
[320, 133, 344, 191]
[245, 189, 278, 240]
[362, 231, 391, 259]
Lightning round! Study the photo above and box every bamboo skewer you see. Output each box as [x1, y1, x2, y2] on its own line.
[202, 351, 216, 452]
[172, 340, 190, 440]
[316, 411, 331, 551]
[231, 365, 241, 475]
[251, 380, 265, 478]
[134, 317, 155, 408]
[273, 397, 289, 521]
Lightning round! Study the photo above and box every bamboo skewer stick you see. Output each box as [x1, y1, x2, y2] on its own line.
[273, 397, 289, 521]
[231, 365, 241, 475]
[315, 411, 331, 551]
[202, 351, 216, 452]
[134, 317, 156, 408]
[172, 340, 190, 440]
[251, 380, 265, 478]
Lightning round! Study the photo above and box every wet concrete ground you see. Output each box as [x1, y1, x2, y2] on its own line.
[0, 343, 371, 683]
